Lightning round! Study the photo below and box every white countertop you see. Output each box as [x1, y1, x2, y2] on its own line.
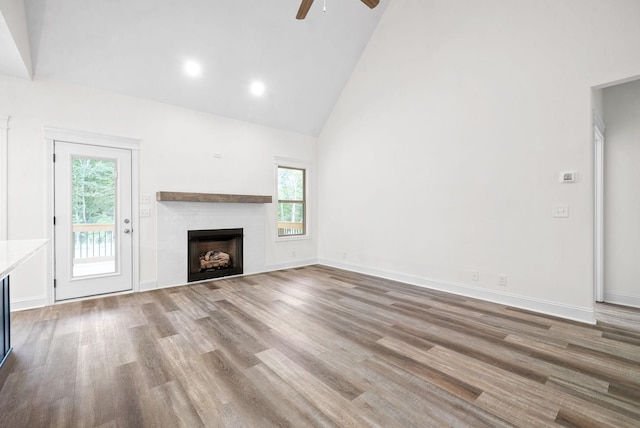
[0, 239, 49, 279]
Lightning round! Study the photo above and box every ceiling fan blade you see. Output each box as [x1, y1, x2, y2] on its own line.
[296, 0, 314, 19]
[360, 0, 380, 9]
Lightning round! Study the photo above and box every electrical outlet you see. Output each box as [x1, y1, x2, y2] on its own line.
[342, 252, 347, 260]
[498, 274, 507, 286]
[140, 194, 151, 205]
[140, 207, 151, 217]
[471, 270, 479, 281]
[553, 205, 569, 218]
[292, 250, 296, 258]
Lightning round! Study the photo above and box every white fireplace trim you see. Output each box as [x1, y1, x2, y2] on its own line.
[156, 201, 266, 288]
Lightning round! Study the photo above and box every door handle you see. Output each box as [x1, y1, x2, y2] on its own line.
[124, 228, 131, 234]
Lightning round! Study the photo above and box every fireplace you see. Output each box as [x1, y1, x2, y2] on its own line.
[187, 228, 243, 282]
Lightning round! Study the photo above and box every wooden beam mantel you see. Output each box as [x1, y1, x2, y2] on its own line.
[156, 192, 272, 204]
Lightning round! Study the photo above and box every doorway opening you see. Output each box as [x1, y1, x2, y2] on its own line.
[593, 76, 640, 315]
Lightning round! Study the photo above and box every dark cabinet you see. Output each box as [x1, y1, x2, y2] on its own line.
[1, 275, 10, 368]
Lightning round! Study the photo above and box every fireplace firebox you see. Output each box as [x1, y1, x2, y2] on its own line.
[187, 228, 243, 282]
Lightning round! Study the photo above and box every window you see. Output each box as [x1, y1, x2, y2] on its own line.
[277, 166, 305, 237]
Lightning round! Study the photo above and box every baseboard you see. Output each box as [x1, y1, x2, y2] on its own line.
[18, 260, 596, 324]
[263, 258, 318, 272]
[318, 259, 596, 325]
[604, 291, 640, 309]
[139, 280, 158, 292]
[11, 295, 48, 312]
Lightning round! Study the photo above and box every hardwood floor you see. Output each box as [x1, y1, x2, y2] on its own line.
[1, 265, 639, 427]
[596, 302, 640, 332]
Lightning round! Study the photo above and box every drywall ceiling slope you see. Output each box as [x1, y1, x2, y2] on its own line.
[22, 0, 388, 136]
[0, 0, 32, 79]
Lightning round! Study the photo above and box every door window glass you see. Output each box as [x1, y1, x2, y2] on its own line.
[71, 157, 117, 277]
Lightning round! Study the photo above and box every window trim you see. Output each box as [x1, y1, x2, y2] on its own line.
[274, 157, 311, 241]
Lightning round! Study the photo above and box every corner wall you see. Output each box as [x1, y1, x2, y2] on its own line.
[318, 0, 640, 322]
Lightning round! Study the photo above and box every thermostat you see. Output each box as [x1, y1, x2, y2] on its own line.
[560, 171, 578, 183]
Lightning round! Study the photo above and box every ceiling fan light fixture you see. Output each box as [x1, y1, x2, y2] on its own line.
[296, 0, 379, 19]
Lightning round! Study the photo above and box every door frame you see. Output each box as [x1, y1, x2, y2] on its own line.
[593, 110, 606, 303]
[44, 127, 140, 305]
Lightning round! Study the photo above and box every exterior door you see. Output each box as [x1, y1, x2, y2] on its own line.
[54, 141, 133, 300]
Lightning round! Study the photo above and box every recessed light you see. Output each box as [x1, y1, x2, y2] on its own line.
[250, 81, 266, 96]
[184, 60, 202, 77]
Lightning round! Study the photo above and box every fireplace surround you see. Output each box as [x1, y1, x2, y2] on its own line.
[156, 197, 267, 289]
[187, 228, 243, 282]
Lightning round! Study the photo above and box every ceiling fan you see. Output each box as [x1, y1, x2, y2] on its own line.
[296, 0, 380, 20]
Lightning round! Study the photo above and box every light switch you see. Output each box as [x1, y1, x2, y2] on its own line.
[140, 207, 151, 217]
[140, 194, 151, 204]
[553, 205, 569, 218]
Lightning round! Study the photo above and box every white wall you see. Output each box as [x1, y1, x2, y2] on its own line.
[603, 78, 640, 308]
[318, 0, 640, 322]
[0, 74, 317, 308]
[592, 88, 604, 124]
[0, 0, 32, 79]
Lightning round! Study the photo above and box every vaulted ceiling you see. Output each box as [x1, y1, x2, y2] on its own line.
[0, 0, 388, 136]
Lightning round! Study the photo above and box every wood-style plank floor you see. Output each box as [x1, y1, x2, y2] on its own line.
[596, 302, 640, 332]
[1, 265, 639, 427]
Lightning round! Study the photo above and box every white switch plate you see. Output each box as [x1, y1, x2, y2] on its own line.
[140, 194, 151, 204]
[498, 274, 507, 286]
[553, 205, 569, 218]
[471, 270, 479, 281]
[140, 207, 151, 217]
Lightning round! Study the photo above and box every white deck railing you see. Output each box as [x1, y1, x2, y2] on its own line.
[278, 221, 304, 236]
[73, 223, 115, 262]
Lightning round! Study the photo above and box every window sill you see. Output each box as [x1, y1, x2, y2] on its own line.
[276, 234, 311, 242]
